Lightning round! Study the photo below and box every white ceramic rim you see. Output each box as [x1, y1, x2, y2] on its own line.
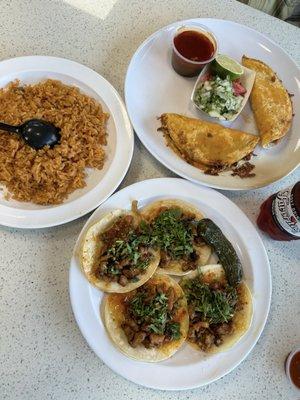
[69, 177, 272, 390]
[0, 56, 134, 229]
[124, 18, 300, 191]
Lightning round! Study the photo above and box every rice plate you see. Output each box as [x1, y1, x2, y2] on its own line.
[0, 79, 108, 204]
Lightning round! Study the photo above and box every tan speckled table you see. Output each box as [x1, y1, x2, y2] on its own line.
[1, 1, 299, 399]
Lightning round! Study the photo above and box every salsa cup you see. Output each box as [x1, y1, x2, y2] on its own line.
[171, 24, 218, 77]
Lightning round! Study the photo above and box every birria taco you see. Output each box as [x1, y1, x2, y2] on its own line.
[141, 199, 211, 275]
[104, 274, 189, 362]
[158, 113, 259, 170]
[81, 209, 160, 293]
[180, 264, 252, 354]
[242, 56, 293, 148]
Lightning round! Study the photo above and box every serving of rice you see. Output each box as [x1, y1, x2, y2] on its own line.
[0, 79, 108, 205]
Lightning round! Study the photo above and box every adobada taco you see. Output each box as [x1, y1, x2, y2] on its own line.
[81, 209, 160, 293]
[141, 199, 211, 275]
[104, 274, 189, 362]
[180, 264, 252, 354]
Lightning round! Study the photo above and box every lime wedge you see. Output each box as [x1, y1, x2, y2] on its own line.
[211, 55, 243, 80]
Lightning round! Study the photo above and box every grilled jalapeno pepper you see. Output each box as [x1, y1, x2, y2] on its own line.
[197, 219, 243, 286]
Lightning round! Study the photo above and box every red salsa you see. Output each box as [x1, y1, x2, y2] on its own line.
[174, 30, 215, 62]
[172, 29, 216, 77]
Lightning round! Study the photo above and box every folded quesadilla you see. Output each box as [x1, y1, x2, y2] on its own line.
[159, 113, 259, 169]
[242, 56, 293, 148]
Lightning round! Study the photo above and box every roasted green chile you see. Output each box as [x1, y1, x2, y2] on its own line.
[197, 219, 243, 286]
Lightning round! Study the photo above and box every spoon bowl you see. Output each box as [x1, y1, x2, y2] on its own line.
[0, 119, 61, 149]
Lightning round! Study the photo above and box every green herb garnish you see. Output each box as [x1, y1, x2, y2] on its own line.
[105, 231, 152, 276]
[128, 290, 181, 340]
[147, 208, 195, 260]
[182, 277, 237, 324]
[101, 208, 197, 277]
[165, 321, 181, 340]
[194, 75, 243, 120]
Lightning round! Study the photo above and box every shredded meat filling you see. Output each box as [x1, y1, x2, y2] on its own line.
[231, 162, 255, 178]
[204, 164, 225, 176]
[205, 153, 256, 177]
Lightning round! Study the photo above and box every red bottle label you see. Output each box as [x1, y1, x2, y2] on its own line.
[272, 186, 300, 238]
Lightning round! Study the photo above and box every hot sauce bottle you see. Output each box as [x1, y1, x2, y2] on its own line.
[257, 182, 300, 241]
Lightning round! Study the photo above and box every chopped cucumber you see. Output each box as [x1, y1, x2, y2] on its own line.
[194, 75, 243, 120]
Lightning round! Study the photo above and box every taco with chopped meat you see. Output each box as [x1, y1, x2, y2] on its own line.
[104, 274, 189, 362]
[81, 209, 160, 293]
[180, 264, 252, 354]
[141, 199, 211, 275]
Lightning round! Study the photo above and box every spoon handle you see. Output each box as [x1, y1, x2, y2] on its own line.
[0, 122, 20, 134]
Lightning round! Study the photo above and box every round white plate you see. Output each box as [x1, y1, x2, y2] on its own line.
[125, 19, 300, 190]
[0, 56, 133, 228]
[69, 177, 271, 390]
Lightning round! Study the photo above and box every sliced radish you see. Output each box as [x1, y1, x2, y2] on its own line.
[232, 80, 246, 96]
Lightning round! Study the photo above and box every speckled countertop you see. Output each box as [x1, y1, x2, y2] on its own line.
[0, 0, 299, 399]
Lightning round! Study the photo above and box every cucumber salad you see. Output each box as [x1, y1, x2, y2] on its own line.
[194, 74, 246, 120]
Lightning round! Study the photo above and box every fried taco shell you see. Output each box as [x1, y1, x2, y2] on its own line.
[159, 113, 259, 168]
[242, 56, 293, 147]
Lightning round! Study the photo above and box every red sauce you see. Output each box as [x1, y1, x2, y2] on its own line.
[289, 351, 300, 389]
[174, 31, 215, 62]
[257, 182, 300, 241]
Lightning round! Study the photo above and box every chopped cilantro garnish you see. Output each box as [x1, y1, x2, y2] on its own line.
[101, 208, 197, 277]
[105, 231, 152, 276]
[165, 321, 181, 340]
[128, 290, 181, 339]
[146, 208, 195, 260]
[181, 277, 238, 324]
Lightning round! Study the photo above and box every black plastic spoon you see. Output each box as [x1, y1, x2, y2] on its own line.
[0, 119, 61, 150]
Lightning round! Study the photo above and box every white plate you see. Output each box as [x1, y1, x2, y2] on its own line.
[0, 56, 133, 228]
[69, 178, 271, 390]
[125, 18, 300, 190]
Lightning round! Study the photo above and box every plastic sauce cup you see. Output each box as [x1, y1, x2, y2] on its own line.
[171, 25, 218, 77]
